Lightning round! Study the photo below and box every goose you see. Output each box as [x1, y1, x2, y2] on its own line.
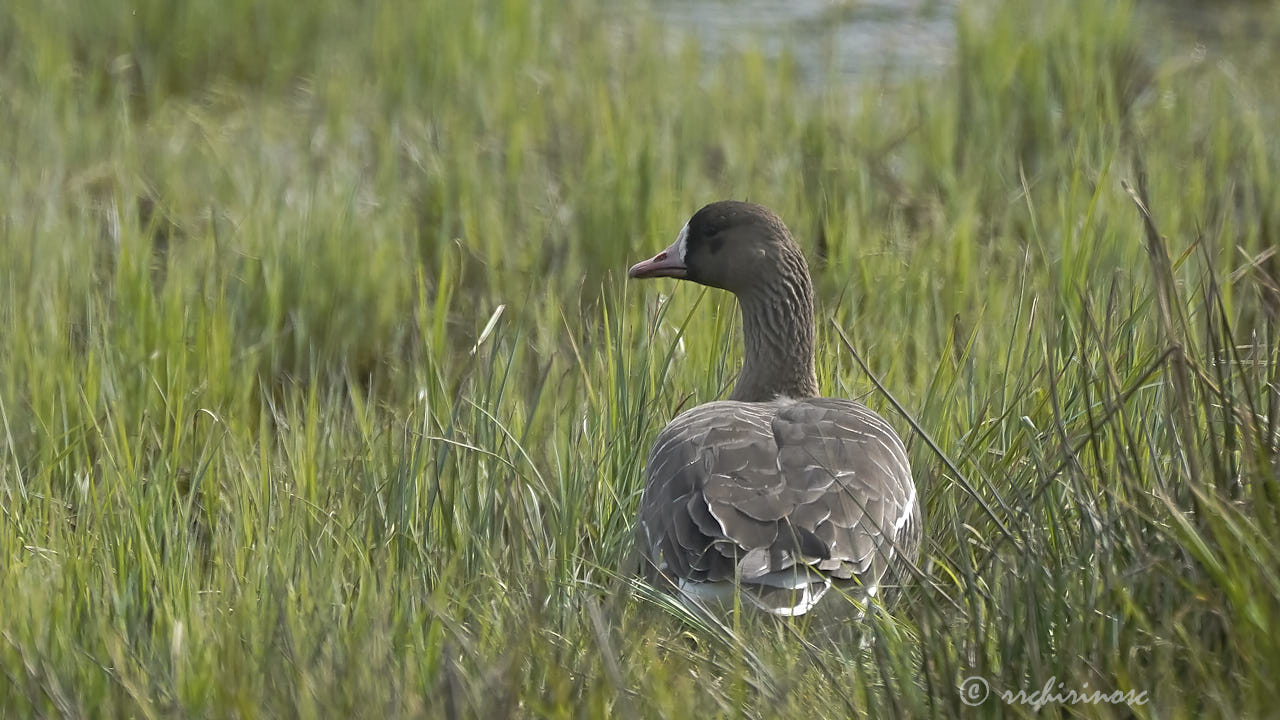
[628, 201, 919, 617]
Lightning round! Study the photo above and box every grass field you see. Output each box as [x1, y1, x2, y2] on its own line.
[3, 0, 1280, 716]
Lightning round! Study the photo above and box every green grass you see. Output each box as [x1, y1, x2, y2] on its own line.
[2, 0, 1280, 716]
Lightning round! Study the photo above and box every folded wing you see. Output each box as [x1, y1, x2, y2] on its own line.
[638, 398, 918, 614]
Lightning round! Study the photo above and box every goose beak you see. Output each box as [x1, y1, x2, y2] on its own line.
[628, 237, 688, 279]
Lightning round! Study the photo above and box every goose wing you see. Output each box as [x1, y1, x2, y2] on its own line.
[637, 398, 918, 611]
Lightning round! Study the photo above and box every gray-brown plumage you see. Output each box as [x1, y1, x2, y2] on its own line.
[628, 201, 919, 616]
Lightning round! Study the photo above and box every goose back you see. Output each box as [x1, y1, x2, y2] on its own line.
[638, 396, 919, 615]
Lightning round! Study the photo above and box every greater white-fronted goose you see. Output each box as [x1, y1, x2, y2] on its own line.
[628, 201, 919, 616]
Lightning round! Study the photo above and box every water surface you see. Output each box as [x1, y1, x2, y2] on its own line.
[651, 0, 1277, 86]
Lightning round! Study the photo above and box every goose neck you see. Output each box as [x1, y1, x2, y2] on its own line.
[731, 260, 818, 402]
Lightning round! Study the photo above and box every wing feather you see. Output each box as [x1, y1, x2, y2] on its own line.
[638, 398, 919, 606]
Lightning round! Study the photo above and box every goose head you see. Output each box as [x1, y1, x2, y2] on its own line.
[628, 201, 818, 401]
[628, 201, 805, 297]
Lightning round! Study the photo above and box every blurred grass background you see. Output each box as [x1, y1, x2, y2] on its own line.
[2, 0, 1279, 716]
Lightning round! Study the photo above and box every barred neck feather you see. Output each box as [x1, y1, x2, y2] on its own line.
[731, 248, 818, 402]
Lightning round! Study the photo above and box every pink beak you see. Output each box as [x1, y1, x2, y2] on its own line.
[628, 236, 687, 279]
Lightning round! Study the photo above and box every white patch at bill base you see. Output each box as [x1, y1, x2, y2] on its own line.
[673, 222, 689, 263]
